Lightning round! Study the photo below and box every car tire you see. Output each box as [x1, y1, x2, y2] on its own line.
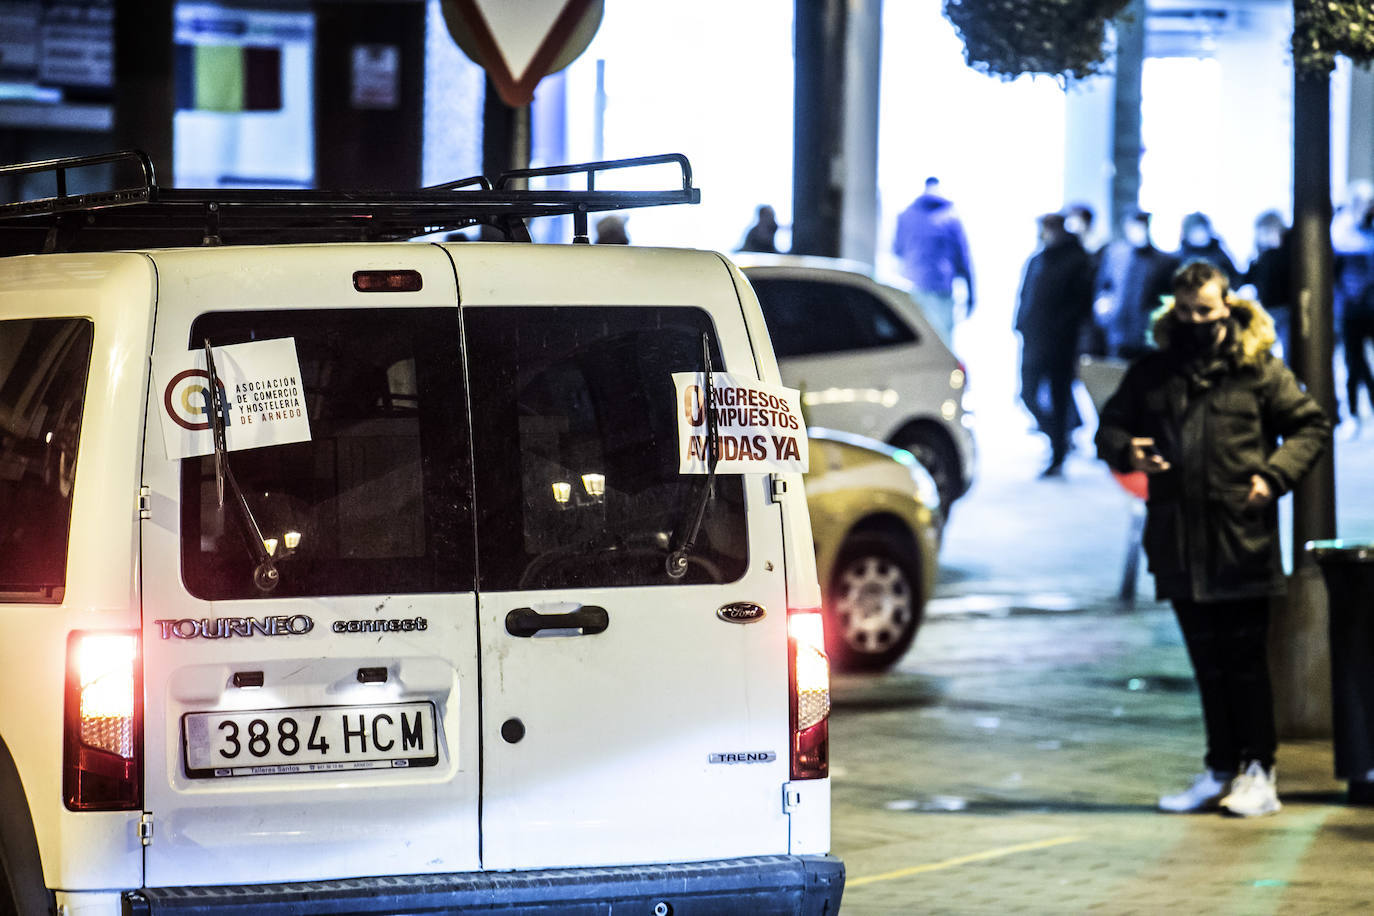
[893, 425, 962, 511]
[825, 532, 924, 671]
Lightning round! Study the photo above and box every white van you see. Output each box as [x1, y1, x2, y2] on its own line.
[0, 152, 843, 915]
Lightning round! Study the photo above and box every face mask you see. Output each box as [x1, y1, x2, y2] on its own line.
[1174, 319, 1223, 356]
[1186, 229, 1211, 248]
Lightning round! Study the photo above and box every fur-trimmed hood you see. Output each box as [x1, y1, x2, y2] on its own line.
[1150, 295, 1277, 365]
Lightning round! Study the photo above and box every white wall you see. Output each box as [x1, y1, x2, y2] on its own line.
[1139, 1, 1293, 266]
[559, 0, 795, 252]
[1062, 72, 1115, 248]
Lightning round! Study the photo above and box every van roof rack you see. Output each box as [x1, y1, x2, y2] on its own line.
[0, 149, 700, 255]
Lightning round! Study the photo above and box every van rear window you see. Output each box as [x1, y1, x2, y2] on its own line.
[181, 309, 473, 600]
[0, 318, 94, 602]
[465, 306, 748, 590]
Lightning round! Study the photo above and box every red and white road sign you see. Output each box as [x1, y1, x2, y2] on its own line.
[442, 0, 604, 107]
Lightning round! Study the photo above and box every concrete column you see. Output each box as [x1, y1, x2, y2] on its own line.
[478, 75, 529, 239]
[792, 0, 846, 257]
[840, 0, 881, 266]
[1108, 0, 1145, 236]
[1349, 64, 1374, 187]
[1273, 65, 1338, 739]
[1062, 74, 1113, 235]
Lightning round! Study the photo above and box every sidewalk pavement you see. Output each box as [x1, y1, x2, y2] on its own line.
[931, 395, 1374, 617]
[827, 403, 1374, 914]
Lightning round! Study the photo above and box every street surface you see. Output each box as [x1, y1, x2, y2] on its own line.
[829, 395, 1374, 914]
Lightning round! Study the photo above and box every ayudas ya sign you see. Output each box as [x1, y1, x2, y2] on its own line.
[673, 372, 808, 474]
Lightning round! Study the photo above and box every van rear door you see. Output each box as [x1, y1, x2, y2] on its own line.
[140, 247, 480, 887]
[462, 286, 792, 868]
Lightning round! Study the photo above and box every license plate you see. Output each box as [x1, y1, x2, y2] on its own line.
[183, 702, 439, 778]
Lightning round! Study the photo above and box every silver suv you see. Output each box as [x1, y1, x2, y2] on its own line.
[739, 254, 977, 509]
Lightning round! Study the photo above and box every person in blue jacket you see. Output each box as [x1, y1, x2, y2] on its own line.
[1095, 211, 1179, 359]
[893, 177, 974, 339]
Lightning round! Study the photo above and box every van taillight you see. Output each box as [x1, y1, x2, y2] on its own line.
[788, 609, 830, 779]
[64, 631, 141, 810]
[353, 269, 423, 292]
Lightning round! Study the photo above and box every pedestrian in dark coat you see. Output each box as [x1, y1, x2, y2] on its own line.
[1333, 203, 1374, 427]
[1066, 203, 1106, 357]
[1242, 210, 1291, 359]
[738, 204, 780, 253]
[1177, 212, 1240, 287]
[1016, 213, 1095, 476]
[1095, 211, 1179, 359]
[1095, 260, 1331, 819]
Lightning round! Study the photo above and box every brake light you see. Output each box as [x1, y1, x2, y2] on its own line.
[353, 269, 423, 292]
[788, 608, 830, 779]
[64, 631, 141, 810]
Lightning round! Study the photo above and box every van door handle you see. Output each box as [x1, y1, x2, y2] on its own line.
[505, 606, 609, 638]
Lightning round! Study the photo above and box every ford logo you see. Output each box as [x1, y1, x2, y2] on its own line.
[717, 602, 766, 624]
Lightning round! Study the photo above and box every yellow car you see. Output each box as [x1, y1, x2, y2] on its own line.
[805, 428, 942, 671]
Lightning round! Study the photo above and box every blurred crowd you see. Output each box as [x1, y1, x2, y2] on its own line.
[619, 178, 1374, 470]
[1010, 185, 1374, 472]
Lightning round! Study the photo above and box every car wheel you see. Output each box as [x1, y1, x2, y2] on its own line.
[826, 532, 924, 671]
[895, 426, 962, 511]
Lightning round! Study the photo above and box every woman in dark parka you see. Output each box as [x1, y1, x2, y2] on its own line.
[1095, 260, 1331, 817]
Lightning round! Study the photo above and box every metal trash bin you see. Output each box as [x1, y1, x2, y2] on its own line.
[1307, 539, 1374, 805]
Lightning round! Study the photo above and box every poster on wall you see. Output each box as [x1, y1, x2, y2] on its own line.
[350, 44, 399, 110]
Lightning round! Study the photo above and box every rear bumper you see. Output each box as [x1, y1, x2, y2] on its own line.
[122, 854, 845, 915]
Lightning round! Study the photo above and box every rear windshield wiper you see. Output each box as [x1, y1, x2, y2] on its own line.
[666, 332, 719, 579]
[203, 338, 280, 592]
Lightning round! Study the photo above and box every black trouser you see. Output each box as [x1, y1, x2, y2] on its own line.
[1172, 597, 1277, 773]
[1019, 346, 1074, 463]
[1342, 308, 1374, 418]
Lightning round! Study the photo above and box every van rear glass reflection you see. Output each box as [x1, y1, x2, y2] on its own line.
[181, 309, 473, 599]
[0, 318, 93, 602]
[465, 306, 747, 591]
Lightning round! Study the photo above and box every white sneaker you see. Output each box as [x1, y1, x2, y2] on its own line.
[1220, 761, 1282, 817]
[1159, 769, 1234, 812]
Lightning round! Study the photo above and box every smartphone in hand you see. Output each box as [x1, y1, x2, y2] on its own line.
[1131, 438, 1170, 472]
